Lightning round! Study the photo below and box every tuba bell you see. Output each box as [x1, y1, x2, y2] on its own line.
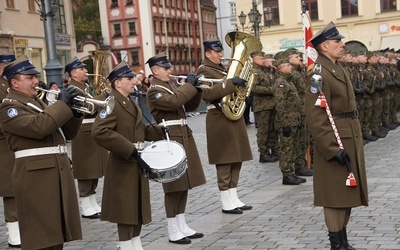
[220, 31, 262, 121]
[88, 50, 112, 95]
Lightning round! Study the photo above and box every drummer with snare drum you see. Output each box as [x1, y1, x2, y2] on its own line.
[91, 62, 166, 249]
[146, 52, 206, 245]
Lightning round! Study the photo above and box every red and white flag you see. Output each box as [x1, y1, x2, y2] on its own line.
[302, 10, 317, 72]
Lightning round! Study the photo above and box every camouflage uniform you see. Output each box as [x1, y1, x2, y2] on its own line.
[273, 72, 301, 179]
[369, 63, 385, 137]
[379, 62, 392, 128]
[360, 60, 376, 140]
[252, 64, 277, 162]
[291, 64, 308, 169]
[390, 61, 400, 125]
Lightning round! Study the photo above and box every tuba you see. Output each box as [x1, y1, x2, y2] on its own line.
[88, 50, 111, 95]
[220, 31, 262, 121]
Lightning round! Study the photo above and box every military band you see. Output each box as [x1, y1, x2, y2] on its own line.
[1, 26, 399, 250]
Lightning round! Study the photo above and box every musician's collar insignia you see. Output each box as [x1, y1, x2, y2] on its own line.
[7, 108, 18, 118]
[155, 93, 162, 99]
[310, 85, 318, 94]
[99, 109, 108, 119]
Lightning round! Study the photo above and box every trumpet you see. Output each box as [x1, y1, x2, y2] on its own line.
[35, 86, 115, 115]
[169, 74, 226, 89]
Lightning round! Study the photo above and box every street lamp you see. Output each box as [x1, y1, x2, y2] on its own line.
[35, 0, 63, 88]
[237, 0, 273, 39]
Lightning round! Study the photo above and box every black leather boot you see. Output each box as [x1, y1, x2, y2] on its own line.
[342, 227, 356, 250]
[328, 230, 347, 250]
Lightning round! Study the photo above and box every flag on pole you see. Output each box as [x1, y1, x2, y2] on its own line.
[302, 9, 317, 72]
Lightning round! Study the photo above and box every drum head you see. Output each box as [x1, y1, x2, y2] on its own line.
[141, 141, 186, 170]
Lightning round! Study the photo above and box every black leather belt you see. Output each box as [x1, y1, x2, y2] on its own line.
[332, 110, 359, 120]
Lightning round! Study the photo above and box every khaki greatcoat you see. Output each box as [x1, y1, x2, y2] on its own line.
[196, 58, 253, 164]
[92, 89, 162, 225]
[146, 78, 206, 193]
[0, 90, 82, 249]
[305, 55, 368, 208]
[0, 78, 14, 197]
[69, 79, 108, 179]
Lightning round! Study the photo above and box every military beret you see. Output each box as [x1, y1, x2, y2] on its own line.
[250, 51, 265, 58]
[274, 51, 284, 60]
[145, 51, 172, 68]
[273, 56, 290, 67]
[264, 53, 274, 59]
[357, 51, 367, 56]
[308, 21, 344, 47]
[283, 48, 299, 57]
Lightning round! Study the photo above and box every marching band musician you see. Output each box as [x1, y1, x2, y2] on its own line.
[65, 57, 108, 219]
[196, 38, 253, 214]
[91, 62, 165, 249]
[146, 52, 206, 245]
[0, 55, 83, 249]
[0, 52, 21, 248]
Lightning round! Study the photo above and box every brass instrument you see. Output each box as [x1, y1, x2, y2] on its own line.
[88, 50, 111, 95]
[35, 86, 115, 115]
[169, 74, 226, 89]
[220, 31, 262, 121]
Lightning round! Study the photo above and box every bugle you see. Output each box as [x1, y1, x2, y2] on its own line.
[35, 86, 115, 115]
[169, 74, 226, 89]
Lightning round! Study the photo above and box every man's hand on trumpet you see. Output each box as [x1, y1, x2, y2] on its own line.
[185, 73, 201, 87]
[57, 85, 79, 106]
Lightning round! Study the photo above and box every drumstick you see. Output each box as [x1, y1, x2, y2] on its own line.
[162, 119, 173, 153]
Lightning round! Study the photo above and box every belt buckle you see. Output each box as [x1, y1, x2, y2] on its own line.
[180, 119, 187, 126]
[353, 109, 359, 119]
[58, 145, 67, 155]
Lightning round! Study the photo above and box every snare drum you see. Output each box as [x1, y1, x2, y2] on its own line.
[140, 140, 187, 183]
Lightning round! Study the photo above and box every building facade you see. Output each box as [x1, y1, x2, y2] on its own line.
[235, 0, 400, 55]
[0, 0, 76, 82]
[100, 0, 218, 76]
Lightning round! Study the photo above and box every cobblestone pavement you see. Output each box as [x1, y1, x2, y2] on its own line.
[1, 112, 400, 249]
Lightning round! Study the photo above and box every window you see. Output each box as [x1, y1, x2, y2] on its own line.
[193, 0, 197, 11]
[303, 0, 318, 20]
[113, 23, 122, 37]
[153, 20, 157, 34]
[53, 0, 67, 34]
[111, 0, 118, 8]
[263, 0, 280, 26]
[126, 0, 133, 5]
[229, 2, 236, 16]
[28, 0, 36, 11]
[165, 0, 169, 7]
[131, 50, 139, 66]
[341, 0, 358, 17]
[6, 0, 15, 8]
[381, 0, 396, 12]
[128, 21, 137, 35]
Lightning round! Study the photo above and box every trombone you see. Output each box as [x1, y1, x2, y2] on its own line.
[169, 74, 226, 89]
[35, 86, 115, 115]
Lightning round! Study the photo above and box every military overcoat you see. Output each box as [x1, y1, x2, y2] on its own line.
[305, 55, 368, 208]
[0, 78, 14, 196]
[146, 78, 206, 193]
[69, 79, 108, 179]
[196, 58, 253, 164]
[0, 90, 82, 249]
[92, 89, 162, 225]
